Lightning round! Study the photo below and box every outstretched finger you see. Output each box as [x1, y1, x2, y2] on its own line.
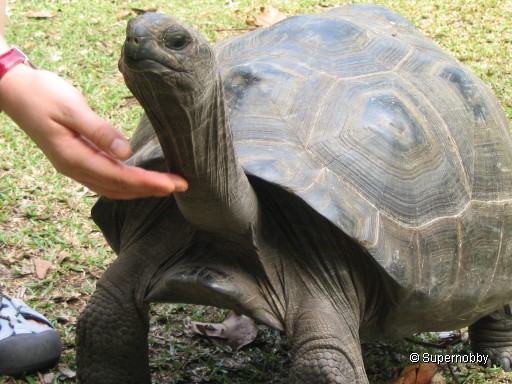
[79, 178, 173, 200]
[70, 152, 188, 199]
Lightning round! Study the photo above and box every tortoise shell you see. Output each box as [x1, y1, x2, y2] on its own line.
[124, 4, 512, 320]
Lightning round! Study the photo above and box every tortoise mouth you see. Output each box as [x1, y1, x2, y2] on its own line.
[120, 33, 187, 75]
[120, 53, 171, 73]
[119, 51, 190, 82]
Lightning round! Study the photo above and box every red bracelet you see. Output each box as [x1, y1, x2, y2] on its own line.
[0, 47, 36, 81]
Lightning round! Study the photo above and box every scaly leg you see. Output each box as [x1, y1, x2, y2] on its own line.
[76, 263, 151, 384]
[288, 300, 368, 383]
[469, 304, 512, 371]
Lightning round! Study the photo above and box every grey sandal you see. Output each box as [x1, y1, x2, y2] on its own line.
[0, 294, 61, 376]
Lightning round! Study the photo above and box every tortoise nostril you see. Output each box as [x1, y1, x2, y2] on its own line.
[124, 24, 151, 59]
[126, 35, 140, 45]
[125, 23, 151, 50]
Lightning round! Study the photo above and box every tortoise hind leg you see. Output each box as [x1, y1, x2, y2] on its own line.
[469, 304, 512, 371]
[287, 300, 369, 383]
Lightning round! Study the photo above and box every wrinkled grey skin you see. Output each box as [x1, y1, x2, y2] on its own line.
[76, 5, 512, 383]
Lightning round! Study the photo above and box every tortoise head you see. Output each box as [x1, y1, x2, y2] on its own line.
[118, 13, 223, 177]
[118, 12, 258, 240]
[119, 12, 215, 110]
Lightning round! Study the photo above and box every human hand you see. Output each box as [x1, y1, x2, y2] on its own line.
[0, 64, 188, 199]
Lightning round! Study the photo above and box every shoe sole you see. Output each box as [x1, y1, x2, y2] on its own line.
[0, 329, 62, 376]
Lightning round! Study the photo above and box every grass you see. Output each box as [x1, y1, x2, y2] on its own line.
[0, 0, 510, 383]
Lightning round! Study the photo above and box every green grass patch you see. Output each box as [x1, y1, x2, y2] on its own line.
[0, 0, 510, 383]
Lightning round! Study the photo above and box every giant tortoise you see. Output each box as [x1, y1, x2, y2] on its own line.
[76, 5, 512, 383]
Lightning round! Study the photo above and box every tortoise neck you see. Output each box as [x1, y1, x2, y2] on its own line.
[146, 73, 259, 240]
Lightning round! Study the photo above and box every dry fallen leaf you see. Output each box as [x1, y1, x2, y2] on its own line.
[190, 310, 259, 350]
[385, 363, 438, 384]
[114, 95, 138, 110]
[25, 10, 56, 19]
[116, 9, 134, 21]
[41, 373, 55, 384]
[132, 7, 158, 14]
[59, 366, 77, 379]
[56, 250, 71, 264]
[416, 363, 437, 383]
[246, 5, 286, 28]
[116, 7, 158, 20]
[32, 257, 52, 279]
[430, 372, 447, 384]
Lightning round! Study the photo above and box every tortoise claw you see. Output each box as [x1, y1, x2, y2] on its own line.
[501, 357, 511, 371]
[469, 307, 512, 372]
[477, 349, 512, 370]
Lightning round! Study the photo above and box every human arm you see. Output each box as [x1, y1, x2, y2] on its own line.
[0, 34, 187, 199]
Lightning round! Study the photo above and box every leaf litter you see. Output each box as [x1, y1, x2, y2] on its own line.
[189, 310, 259, 350]
[246, 4, 286, 29]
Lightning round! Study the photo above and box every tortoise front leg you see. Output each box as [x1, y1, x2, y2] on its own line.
[287, 300, 368, 384]
[76, 261, 151, 384]
[469, 304, 512, 371]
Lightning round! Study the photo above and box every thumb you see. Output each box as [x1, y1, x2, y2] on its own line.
[65, 101, 132, 160]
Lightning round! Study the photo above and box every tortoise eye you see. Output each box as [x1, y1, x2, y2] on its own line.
[164, 30, 191, 50]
